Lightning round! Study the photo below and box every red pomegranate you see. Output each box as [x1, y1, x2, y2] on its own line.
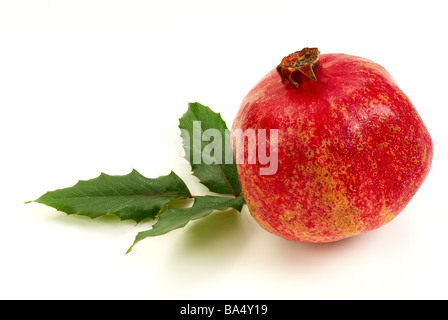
[232, 48, 433, 242]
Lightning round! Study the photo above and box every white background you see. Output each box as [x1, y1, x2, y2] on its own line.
[1, 0, 447, 300]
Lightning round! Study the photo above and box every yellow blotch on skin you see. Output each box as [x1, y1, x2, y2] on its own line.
[378, 93, 390, 102]
[379, 206, 396, 225]
[281, 163, 367, 240]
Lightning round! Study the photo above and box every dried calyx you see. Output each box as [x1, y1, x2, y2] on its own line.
[276, 47, 320, 88]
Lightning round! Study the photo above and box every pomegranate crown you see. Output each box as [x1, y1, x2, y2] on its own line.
[276, 47, 320, 88]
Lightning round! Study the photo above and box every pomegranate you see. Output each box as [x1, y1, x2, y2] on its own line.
[232, 48, 433, 242]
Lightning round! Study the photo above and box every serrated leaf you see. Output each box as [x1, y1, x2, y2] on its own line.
[126, 194, 245, 253]
[33, 170, 191, 222]
[179, 102, 242, 196]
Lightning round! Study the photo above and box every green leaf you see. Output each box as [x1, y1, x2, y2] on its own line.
[126, 194, 245, 253]
[33, 170, 191, 223]
[30, 102, 247, 252]
[179, 102, 242, 196]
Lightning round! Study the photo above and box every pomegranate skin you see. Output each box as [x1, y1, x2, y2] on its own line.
[232, 51, 433, 243]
